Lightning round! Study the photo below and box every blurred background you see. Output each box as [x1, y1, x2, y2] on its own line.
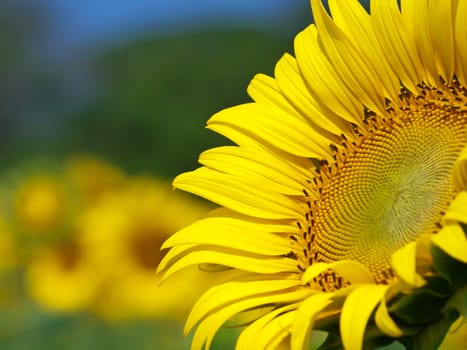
[0, 0, 309, 349]
[4, 1, 464, 350]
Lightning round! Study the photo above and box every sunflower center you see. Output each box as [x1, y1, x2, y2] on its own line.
[57, 241, 82, 270]
[129, 227, 168, 269]
[302, 84, 467, 285]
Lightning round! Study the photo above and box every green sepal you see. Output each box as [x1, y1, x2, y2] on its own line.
[224, 305, 276, 328]
[443, 284, 467, 319]
[317, 332, 342, 350]
[361, 336, 398, 350]
[360, 323, 406, 349]
[415, 276, 451, 297]
[389, 288, 447, 325]
[397, 309, 459, 350]
[316, 322, 404, 350]
[431, 245, 467, 291]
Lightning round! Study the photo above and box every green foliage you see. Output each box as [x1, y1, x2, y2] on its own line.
[0, 302, 246, 350]
[398, 309, 459, 350]
[387, 245, 467, 350]
[60, 28, 292, 177]
[0, 303, 189, 350]
[431, 245, 467, 291]
[390, 283, 449, 325]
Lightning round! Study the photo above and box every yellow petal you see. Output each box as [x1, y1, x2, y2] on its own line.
[206, 121, 264, 149]
[157, 244, 196, 273]
[453, 146, 467, 191]
[375, 293, 403, 337]
[162, 217, 292, 256]
[439, 321, 467, 350]
[432, 224, 467, 264]
[391, 241, 426, 287]
[302, 260, 374, 284]
[237, 304, 299, 350]
[293, 25, 363, 128]
[455, 0, 467, 85]
[311, 0, 387, 116]
[247, 73, 299, 117]
[328, 0, 400, 101]
[174, 167, 300, 220]
[186, 279, 301, 334]
[162, 222, 291, 256]
[331, 260, 375, 284]
[208, 103, 332, 158]
[260, 312, 295, 350]
[291, 293, 334, 350]
[371, 0, 422, 93]
[428, 0, 455, 80]
[442, 191, 467, 225]
[160, 249, 297, 283]
[190, 289, 311, 350]
[401, 0, 439, 85]
[274, 53, 348, 138]
[340, 284, 388, 350]
[199, 146, 307, 195]
[203, 208, 298, 234]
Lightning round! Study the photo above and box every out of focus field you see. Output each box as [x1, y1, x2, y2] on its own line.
[0, 1, 306, 349]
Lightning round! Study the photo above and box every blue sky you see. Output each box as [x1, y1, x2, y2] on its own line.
[40, 0, 306, 53]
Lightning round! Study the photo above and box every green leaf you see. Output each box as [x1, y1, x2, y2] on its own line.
[318, 332, 342, 350]
[361, 323, 405, 350]
[398, 309, 459, 350]
[443, 284, 467, 318]
[389, 289, 447, 325]
[431, 245, 467, 291]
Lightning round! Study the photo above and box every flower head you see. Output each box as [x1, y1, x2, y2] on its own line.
[158, 0, 467, 349]
[83, 177, 221, 320]
[14, 176, 66, 233]
[25, 237, 103, 313]
[64, 154, 126, 202]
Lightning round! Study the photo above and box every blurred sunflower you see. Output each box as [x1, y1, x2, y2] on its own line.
[0, 217, 17, 304]
[0, 217, 16, 273]
[25, 235, 103, 313]
[64, 154, 126, 203]
[14, 175, 67, 234]
[19, 157, 122, 314]
[81, 178, 220, 320]
[158, 0, 467, 349]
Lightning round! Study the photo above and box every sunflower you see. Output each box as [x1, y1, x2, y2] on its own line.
[14, 175, 67, 233]
[158, 0, 467, 349]
[0, 216, 16, 273]
[81, 177, 223, 320]
[0, 216, 17, 305]
[64, 154, 126, 203]
[25, 236, 103, 313]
